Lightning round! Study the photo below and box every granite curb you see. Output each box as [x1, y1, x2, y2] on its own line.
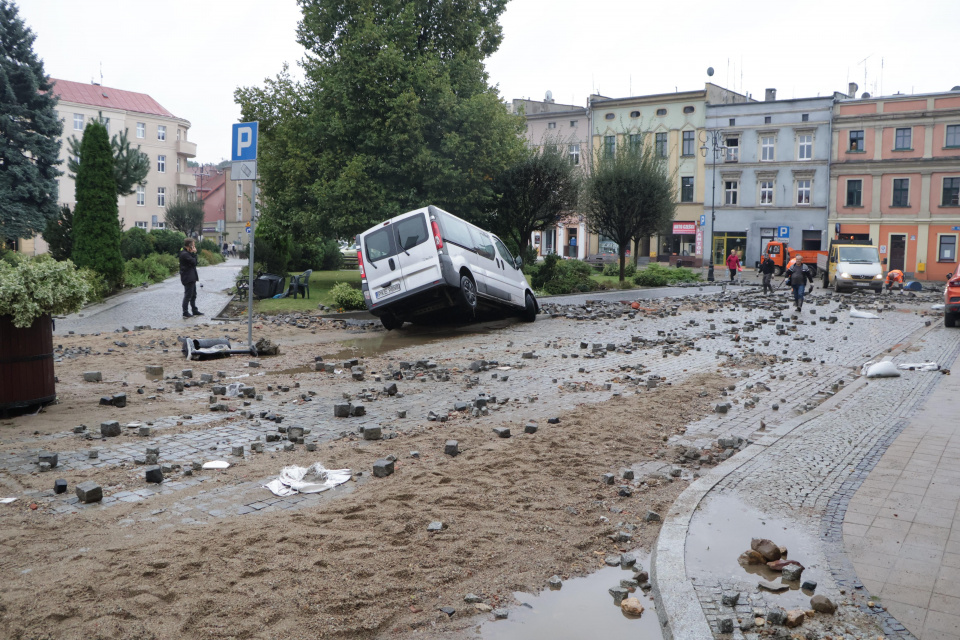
[650, 321, 938, 640]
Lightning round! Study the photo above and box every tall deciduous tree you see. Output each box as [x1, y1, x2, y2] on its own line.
[583, 133, 676, 283]
[66, 127, 150, 197]
[163, 196, 205, 237]
[0, 0, 62, 243]
[490, 141, 580, 258]
[71, 121, 123, 287]
[235, 0, 526, 241]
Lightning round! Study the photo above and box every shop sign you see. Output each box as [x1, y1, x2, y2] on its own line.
[673, 221, 696, 234]
[695, 228, 703, 256]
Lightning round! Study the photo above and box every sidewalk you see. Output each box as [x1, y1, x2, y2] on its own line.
[844, 369, 960, 639]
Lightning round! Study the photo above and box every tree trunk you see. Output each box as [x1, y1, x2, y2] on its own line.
[619, 248, 626, 283]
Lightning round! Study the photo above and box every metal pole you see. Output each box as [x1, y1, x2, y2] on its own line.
[708, 153, 716, 282]
[247, 181, 256, 349]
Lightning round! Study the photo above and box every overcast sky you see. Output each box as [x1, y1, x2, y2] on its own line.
[20, 0, 960, 161]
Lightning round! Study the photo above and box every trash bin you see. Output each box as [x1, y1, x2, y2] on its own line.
[253, 274, 285, 299]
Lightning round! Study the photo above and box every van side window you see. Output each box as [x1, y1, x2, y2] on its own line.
[493, 237, 515, 265]
[364, 227, 396, 263]
[438, 213, 473, 249]
[469, 227, 496, 260]
[395, 214, 428, 251]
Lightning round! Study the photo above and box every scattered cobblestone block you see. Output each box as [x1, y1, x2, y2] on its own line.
[145, 365, 163, 377]
[145, 466, 163, 483]
[38, 451, 58, 469]
[75, 481, 103, 503]
[601, 473, 615, 485]
[524, 423, 538, 434]
[492, 427, 510, 438]
[427, 521, 444, 532]
[54, 479, 67, 494]
[100, 421, 121, 437]
[445, 440, 459, 456]
[82, 371, 102, 382]
[373, 459, 394, 477]
[362, 426, 382, 440]
[231, 446, 245, 457]
[644, 510, 661, 522]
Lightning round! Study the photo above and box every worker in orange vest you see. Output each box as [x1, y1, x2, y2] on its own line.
[785, 256, 797, 271]
[885, 269, 904, 292]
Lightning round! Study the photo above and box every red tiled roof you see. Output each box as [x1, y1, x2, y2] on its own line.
[50, 78, 177, 118]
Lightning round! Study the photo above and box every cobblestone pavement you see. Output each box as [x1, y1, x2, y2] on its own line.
[53, 258, 244, 335]
[4, 286, 953, 637]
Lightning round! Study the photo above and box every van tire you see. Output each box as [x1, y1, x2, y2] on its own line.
[457, 274, 477, 315]
[946, 313, 957, 328]
[380, 313, 402, 330]
[774, 266, 784, 277]
[521, 292, 537, 322]
[822, 271, 829, 288]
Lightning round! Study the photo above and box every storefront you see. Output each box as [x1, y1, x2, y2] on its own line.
[712, 231, 747, 266]
[659, 221, 700, 266]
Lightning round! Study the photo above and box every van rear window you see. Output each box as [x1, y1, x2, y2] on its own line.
[395, 214, 428, 251]
[364, 227, 396, 263]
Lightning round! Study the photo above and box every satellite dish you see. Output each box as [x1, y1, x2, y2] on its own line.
[861, 92, 871, 99]
[545, 90, 553, 101]
[707, 67, 715, 77]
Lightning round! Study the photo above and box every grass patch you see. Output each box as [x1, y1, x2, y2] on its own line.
[590, 273, 637, 289]
[251, 270, 362, 314]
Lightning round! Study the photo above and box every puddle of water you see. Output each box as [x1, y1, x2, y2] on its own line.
[478, 556, 663, 640]
[686, 494, 822, 610]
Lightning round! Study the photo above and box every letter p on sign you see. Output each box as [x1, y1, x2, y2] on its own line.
[231, 122, 258, 161]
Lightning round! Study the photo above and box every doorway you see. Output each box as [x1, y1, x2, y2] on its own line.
[713, 232, 747, 266]
[889, 234, 906, 271]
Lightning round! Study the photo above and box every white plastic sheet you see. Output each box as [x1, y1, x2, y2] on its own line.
[202, 460, 230, 470]
[850, 307, 880, 319]
[861, 361, 901, 378]
[897, 362, 940, 371]
[0, 497, 16, 504]
[931, 304, 945, 310]
[263, 463, 352, 497]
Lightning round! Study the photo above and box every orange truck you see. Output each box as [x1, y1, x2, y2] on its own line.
[763, 240, 826, 277]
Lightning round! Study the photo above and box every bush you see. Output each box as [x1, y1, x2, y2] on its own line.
[199, 238, 221, 254]
[529, 254, 599, 295]
[121, 227, 154, 260]
[78, 267, 109, 302]
[123, 254, 177, 287]
[148, 229, 186, 255]
[155, 253, 178, 274]
[602, 261, 637, 278]
[0, 257, 91, 327]
[251, 235, 290, 275]
[199, 248, 223, 266]
[289, 238, 342, 272]
[633, 263, 702, 287]
[330, 282, 365, 310]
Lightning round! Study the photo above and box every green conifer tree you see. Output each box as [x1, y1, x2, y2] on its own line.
[71, 121, 123, 287]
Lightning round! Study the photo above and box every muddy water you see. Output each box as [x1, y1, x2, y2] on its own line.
[478, 555, 664, 640]
[685, 494, 822, 611]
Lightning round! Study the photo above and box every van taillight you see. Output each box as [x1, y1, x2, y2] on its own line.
[358, 250, 366, 279]
[431, 221, 443, 250]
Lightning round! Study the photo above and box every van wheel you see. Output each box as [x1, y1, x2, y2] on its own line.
[946, 313, 956, 328]
[822, 272, 829, 288]
[521, 292, 537, 322]
[809, 266, 818, 278]
[774, 266, 784, 277]
[457, 274, 477, 315]
[380, 313, 402, 330]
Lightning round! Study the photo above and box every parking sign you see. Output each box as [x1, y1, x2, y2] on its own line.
[231, 122, 258, 161]
[777, 226, 789, 238]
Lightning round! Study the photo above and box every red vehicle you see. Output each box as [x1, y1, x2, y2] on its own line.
[945, 264, 960, 327]
[763, 240, 826, 277]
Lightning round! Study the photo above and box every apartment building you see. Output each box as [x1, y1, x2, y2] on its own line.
[830, 87, 960, 281]
[705, 90, 836, 267]
[42, 79, 196, 247]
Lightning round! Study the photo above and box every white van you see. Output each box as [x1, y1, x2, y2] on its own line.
[357, 205, 539, 329]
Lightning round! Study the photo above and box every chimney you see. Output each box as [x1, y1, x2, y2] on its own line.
[765, 88, 777, 102]
[848, 82, 858, 99]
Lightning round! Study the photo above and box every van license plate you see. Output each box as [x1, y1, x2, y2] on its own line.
[376, 283, 401, 299]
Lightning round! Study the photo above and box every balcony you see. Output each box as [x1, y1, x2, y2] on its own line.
[177, 140, 197, 157]
[177, 172, 196, 187]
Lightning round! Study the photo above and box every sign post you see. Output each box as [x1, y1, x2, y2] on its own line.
[231, 122, 258, 352]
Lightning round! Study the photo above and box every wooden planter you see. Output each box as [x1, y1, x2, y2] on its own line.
[0, 314, 56, 412]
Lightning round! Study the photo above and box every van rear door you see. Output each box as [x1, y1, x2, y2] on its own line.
[391, 210, 440, 293]
[361, 222, 404, 308]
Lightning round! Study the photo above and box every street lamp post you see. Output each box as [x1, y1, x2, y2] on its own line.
[699, 129, 726, 282]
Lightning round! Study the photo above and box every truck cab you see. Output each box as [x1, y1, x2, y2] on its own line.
[817, 240, 883, 293]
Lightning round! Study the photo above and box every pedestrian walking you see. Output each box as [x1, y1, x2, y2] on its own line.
[783, 255, 814, 311]
[885, 269, 904, 292]
[759, 252, 775, 295]
[179, 238, 204, 319]
[230, 243, 236, 258]
[726, 249, 742, 283]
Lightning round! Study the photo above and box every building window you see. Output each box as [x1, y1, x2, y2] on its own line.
[801, 113, 809, 122]
[655, 132, 667, 157]
[681, 130, 694, 156]
[683, 106, 694, 114]
[760, 180, 774, 205]
[892, 178, 909, 207]
[939, 235, 957, 262]
[797, 179, 811, 205]
[798, 134, 813, 160]
[946, 125, 960, 148]
[157, 187, 166, 207]
[846, 179, 862, 206]
[761, 136, 775, 161]
[570, 120, 578, 128]
[681, 177, 694, 202]
[135, 221, 147, 229]
[157, 155, 165, 173]
[154, 221, 166, 229]
[629, 111, 641, 118]
[724, 136, 739, 163]
[177, 157, 181, 172]
[656, 108, 666, 116]
[728, 118, 736, 126]
[943, 177, 960, 206]
[849, 130, 864, 151]
[895, 127, 912, 150]
[136, 122, 145, 138]
[629, 133, 643, 150]
[73, 113, 84, 130]
[136, 185, 145, 206]
[158, 125, 166, 141]
[764, 116, 772, 124]
[177, 128, 181, 141]
[604, 113, 615, 120]
[236, 183, 243, 222]
[724, 180, 738, 205]
[568, 143, 580, 165]
[603, 135, 615, 158]
[547, 122, 556, 129]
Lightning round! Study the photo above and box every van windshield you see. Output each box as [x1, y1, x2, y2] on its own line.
[838, 246, 880, 263]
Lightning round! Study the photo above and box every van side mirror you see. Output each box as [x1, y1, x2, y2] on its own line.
[947, 273, 952, 281]
[514, 256, 523, 269]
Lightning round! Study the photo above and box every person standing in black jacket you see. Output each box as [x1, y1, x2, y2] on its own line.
[782, 255, 814, 312]
[179, 238, 203, 319]
[759, 253, 775, 295]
